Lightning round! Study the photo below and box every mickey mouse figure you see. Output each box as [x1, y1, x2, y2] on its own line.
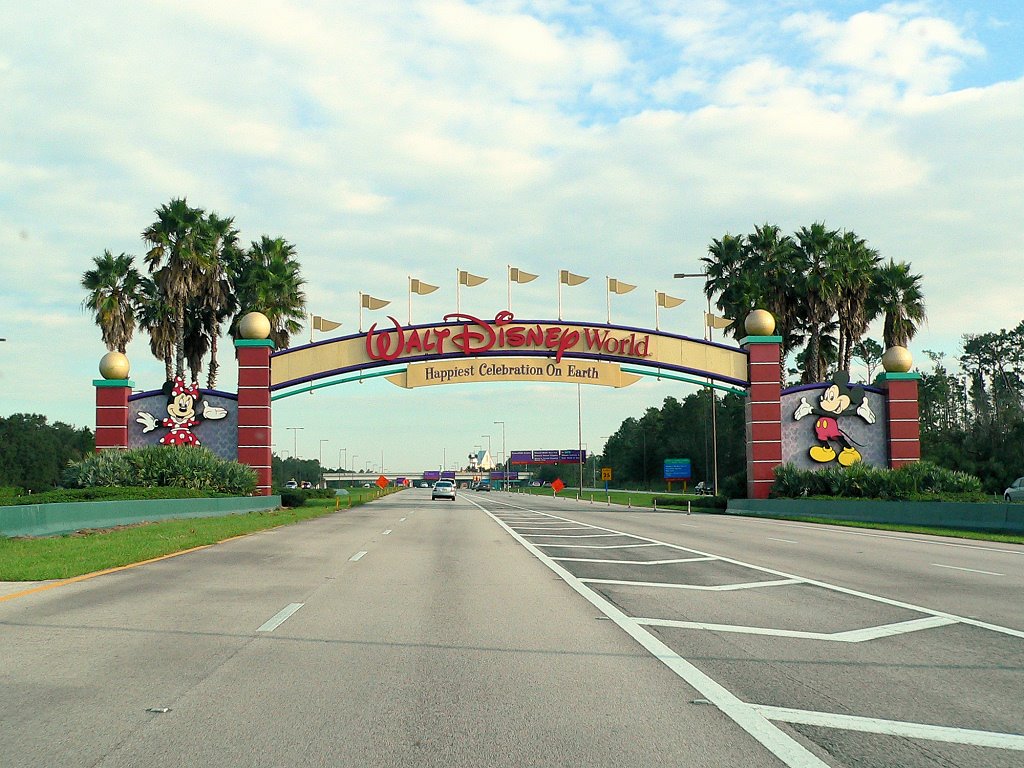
[137, 377, 227, 446]
[793, 371, 875, 466]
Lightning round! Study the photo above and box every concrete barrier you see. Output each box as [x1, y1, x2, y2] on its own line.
[726, 498, 1024, 533]
[1, 496, 283, 538]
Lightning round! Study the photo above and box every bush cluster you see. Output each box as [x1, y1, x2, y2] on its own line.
[277, 487, 338, 507]
[650, 495, 728, 510]
[771, 461, 984, 500]
[63, 447, 257, 496]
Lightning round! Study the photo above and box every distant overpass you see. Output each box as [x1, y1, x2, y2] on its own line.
[321, 471, 534, 486]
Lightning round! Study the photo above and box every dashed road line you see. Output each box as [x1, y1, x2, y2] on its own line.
[349, 551, 368, 561]
[256, 602, 304, 633]
[932, 563, 1003, 576]
[768, 537, 798, 543]
[382, 529, 392, 535]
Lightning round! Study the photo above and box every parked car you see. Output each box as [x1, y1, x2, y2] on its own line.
[1004, 477, 1024, 502]
[474, 482, 491, 492]
[432, 480, 456, 501]
[300, 480, 312, 489]
[284, 479, 298, 489]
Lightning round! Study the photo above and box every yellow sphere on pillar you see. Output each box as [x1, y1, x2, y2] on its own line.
[744, 309, 776, 336]
[98, 351, 130, 380]
[239, 312, 272, 340]
[882, 346, 913, 373]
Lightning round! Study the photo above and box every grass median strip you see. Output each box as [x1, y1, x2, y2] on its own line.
[0, 490, 389, 582]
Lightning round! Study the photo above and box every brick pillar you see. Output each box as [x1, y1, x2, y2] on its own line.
[742, 335, 783, 499]
[881, 373, 921, 468]
[235, 339, 275, 495]
[94, 379, 133, 451]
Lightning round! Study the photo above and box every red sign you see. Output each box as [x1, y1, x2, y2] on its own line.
[365, 311, 651, 365]
[551, 478, 565, 493]
[375, 475, 389, 489]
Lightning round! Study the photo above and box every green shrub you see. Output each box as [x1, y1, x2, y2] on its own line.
[650, 495, 728, 510]
[0, 486, 22, 498]
[63, 447, 257, 496]
[279, 490, 308, 508]
[770, 461, 983, 500]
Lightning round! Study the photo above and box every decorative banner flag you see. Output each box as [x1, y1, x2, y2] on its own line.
[706, 312, 733, 329]
[509, 267, 539, 284]
[312, 315, 342, 332]
[458, 270, 487, 287]
[361, 294, 390, 310]
[410, 279, 439, 295]
[656, 292, 685, 309]
[559, 270, 588, 286]
[608, 278, 636, 295]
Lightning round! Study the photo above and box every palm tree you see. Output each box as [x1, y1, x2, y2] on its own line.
[701, 234, 757, 341]
[194, 212, 240, 388]
[81, 250, 141, 353]
[832, 230, 880, 375]
[142, 198, 212, 378]
[794, 222, 840, 382]
[745, 223, 803, 362]
[136, 275, 176, 380]
[230, 236, 306, 349]
[871, 259, 927, 348]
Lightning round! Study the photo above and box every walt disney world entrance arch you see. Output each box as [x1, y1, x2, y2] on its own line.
[95, 308, 921, 498]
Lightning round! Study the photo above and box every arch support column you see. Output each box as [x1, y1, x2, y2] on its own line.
[94, 378, 132, 451]
[742, 335, 783, 499]
[881, 372, 921, 468]
[235, 339, 275, 495]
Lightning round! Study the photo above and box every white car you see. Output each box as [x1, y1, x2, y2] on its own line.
[431, 480, 456, 501]
[1004, 477, 1024, 502]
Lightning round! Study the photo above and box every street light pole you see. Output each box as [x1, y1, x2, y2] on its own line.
[493, 421, 505, 490]
[674, 270, 719, 494]
[338, 447, 347, 471]
[319, 439, 329, 488]
[286, 427, 304, 461]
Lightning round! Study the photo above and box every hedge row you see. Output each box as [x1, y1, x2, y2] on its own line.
[63, 447, 257, 496]
[771, 461, 985, 500]
[650, 495, 728, 510]
[0, 486, 230, 507]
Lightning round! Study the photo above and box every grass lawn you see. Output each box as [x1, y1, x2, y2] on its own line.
[0, 487, 395, 581]
[517, 486, 707, 509]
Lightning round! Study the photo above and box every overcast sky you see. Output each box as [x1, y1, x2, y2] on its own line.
[1, 1, 1021, 473]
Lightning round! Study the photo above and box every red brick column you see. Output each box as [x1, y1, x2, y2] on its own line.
[94, 379, 132, 451]
[742, 336, 783, 499]
[881, 373, 921, 468]
[235, 340, 275, 495]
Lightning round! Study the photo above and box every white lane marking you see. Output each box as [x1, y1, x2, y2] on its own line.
[535, 542, 661, 549]
[582, 578, 802, 591]
[753, 705, 1024, 751]
[383, 529, 392, 535]
[768, 537, 798, 544]
[737, 519, 1024, 557]
[400, 517, 407, 522]
[349, 551, 367, 561]
[512, 526, 600, 530]
[635, 615, 957, 642]
[553, 556, 718, 565]
[523, 533, 622, 538]
[256, 602, 304, 633]
[932, 563, 1003, 576]
[481, 497, 1024, 640]
[466, 497, 831, 768]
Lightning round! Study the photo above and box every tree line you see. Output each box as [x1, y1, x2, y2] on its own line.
[81, 198, 308, 386]
[0, 415, 94, 492]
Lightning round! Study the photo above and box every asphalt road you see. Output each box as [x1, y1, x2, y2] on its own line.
[1, 489, 1022, 767]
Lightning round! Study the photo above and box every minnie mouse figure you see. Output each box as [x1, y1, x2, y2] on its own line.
[137, 377, 227, 446]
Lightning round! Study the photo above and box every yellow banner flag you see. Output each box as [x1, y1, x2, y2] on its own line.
[361, 293, 390, 310]
[458, 270, 487, 287]
[410, 278, 439, 296]
[706, 312, 732, 329]
[559, 270, 588, 286]
[657, 292, 685, 309]
[509, 267, 538, 284]
[312, 315, 342, 332]
[608, 278, 636, 295]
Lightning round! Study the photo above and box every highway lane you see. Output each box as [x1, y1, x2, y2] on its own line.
[1, 490, 788, 768]
[474, 492, 1024, 768]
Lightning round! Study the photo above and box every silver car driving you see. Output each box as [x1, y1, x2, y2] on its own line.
[432, 480, 456, 501]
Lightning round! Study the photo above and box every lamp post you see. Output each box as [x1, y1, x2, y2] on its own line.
[319, 439, 329, 488]
[493, 421, 505, 490]
[286, 427, 304, 460]
[338, 447, 347, 472]
[674, 270, 719, 494]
